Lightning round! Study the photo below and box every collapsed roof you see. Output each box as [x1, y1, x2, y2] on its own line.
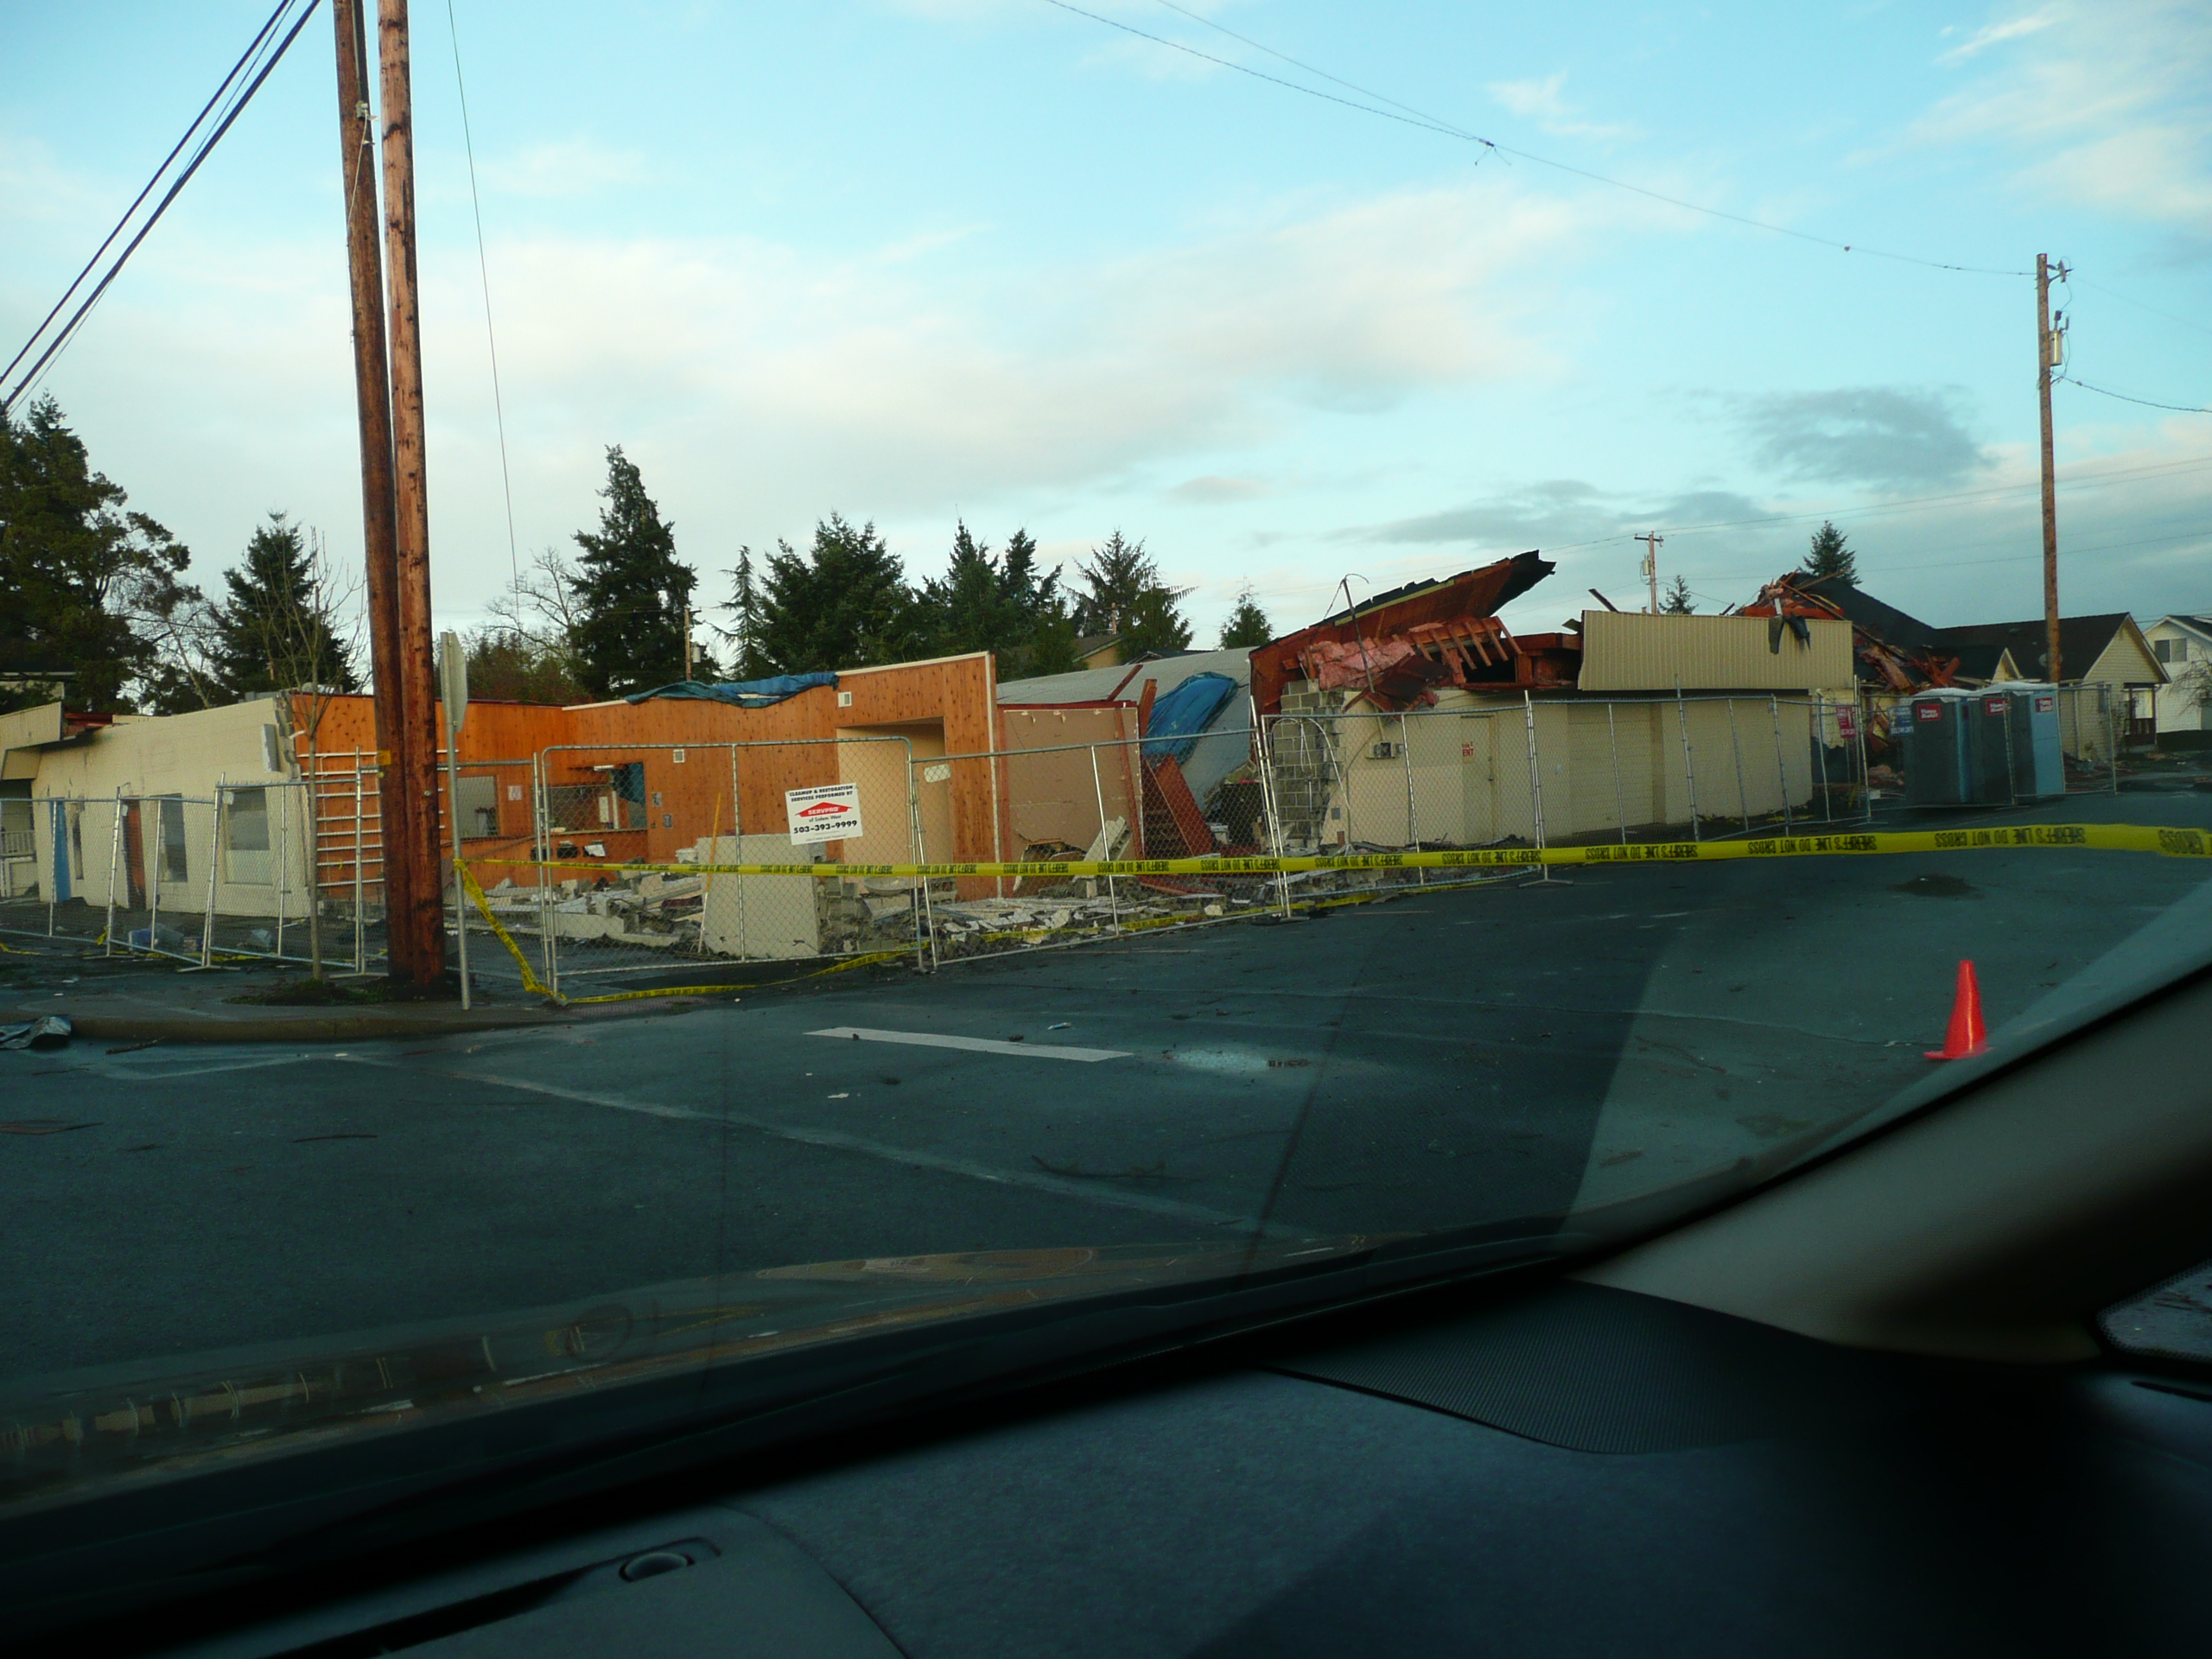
[1249, 551, 1569, 717]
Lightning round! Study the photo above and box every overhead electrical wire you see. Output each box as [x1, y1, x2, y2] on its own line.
[1037, 0, 2030, 277]
[444, 0, 524, 608]
[2057, 376, 2210, 416]
[2, 0, 322, 416]
[1521, 452, 2212, 557]
[0, 0, 295, 395]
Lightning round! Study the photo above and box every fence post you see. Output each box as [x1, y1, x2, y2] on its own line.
[1087, 742, 1124, 935]
[1768, 696, 1794, 832]
[353, 765, 367, 971]
[104, 787, 123, 956]
[1253, 705, 1294, 919]
[907, 746, 935, 971]
[1813, 696, 1832, 824]
[1856, 693, 1875, 823]
[534, 753, 558, 998]
[1725, 697, 1753, 834]
[148, 797, 163, 953]
[1674, 685, 1700, 842]
[446, 736, 469, 1011]
[46, 799, 58, 937]
[202, 782, 223, 968]
[2107, 690, 2120, 794]
[1605, 699, 1627, 844]
[1522, 691, 1548, 879]
[1397, 711, 1424, 884]
[275, 775, 291, 963]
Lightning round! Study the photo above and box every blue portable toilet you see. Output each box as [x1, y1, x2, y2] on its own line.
[2000, 682, 2065, 800]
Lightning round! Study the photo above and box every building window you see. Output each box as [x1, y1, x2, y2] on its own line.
[156, 797, 190, 884]
[68, 803, 84, 877]
[225, 787, 273, 885]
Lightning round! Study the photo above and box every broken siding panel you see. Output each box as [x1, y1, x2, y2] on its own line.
[1576, 613, 1853, 692]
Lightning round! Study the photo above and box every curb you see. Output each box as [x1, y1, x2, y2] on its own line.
[1, 995, 728, 1046]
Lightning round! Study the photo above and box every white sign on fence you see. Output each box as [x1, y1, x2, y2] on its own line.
[785, 782, 864, 845]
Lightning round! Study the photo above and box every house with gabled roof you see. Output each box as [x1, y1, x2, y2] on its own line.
[2145, 614, 2212, 736]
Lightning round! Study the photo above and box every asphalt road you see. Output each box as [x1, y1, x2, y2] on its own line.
[10, 791, 2211, 1382]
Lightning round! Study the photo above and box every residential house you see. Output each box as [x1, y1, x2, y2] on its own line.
[2145, 615, 2212, 736]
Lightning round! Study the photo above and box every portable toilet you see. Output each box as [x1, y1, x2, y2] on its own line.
[1904, 690, 1975, 806]
[1964, 692, 2013, 804]
[2000, 682, 2066, 799]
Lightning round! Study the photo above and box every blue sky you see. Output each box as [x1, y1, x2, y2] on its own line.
[4, 0, 2209, 647]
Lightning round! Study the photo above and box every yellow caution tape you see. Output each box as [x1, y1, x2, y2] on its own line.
[467, 822, 2209, 883]
[455, 856, 563, 1001]
[455, 857, 910, 1007]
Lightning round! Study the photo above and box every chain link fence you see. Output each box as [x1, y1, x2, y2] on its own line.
[12, 685, 2132, 994]
[0, 784, 357, 969]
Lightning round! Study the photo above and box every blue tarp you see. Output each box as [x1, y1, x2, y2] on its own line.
[624, 672, 837, 708]
[1141, 671, 1238, 764]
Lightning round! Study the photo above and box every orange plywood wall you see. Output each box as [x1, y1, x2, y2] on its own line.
[294, 654, 1002, 874]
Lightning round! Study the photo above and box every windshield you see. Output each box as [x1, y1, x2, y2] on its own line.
[3, 0, 2209, 1592]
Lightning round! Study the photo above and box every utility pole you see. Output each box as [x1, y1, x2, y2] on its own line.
[333, 0, 446, 990]
[1636, 532, 1663, 615]
[2037, 252, 2069, 683]
[332, 0, 429, 985]
[683, 606, 695, 680]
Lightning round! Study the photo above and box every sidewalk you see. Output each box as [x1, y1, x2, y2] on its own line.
[0, 945, 727, 1045]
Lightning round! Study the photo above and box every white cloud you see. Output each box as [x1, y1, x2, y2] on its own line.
[1485, 71, 1632, 142]
[1936, 9, 2060, 64]
[1907, 1, 2212, 238]
[476, 137, 649, 200]
[20, 173, 1630, 614]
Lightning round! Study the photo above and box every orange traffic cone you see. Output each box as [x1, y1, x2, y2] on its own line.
[1924, 959, 1987, 1060]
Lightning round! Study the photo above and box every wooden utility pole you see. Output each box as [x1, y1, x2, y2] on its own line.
[1636, 531, 1663, 615]
[333, 0, 428, 983]
[332, 0, 445, 986]
[2036, 252, 2068, 683]
[376, 0, 447, 985]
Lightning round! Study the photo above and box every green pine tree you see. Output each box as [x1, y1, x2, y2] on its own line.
[571, 446, 698, 696]
[1218, 585, 1274, 647]
[1071, 531, 1191, 653]
[208, 513, 359, 699]
[721, 546, 772, 680]
[0, 394, 200, 712]
[1660, 575, 1696, 615]
[755, 514, 921, 672]
[918, 521, 1020, 656]
[1122, 585, 1193, 656]
[1802, 521, 1857, 582]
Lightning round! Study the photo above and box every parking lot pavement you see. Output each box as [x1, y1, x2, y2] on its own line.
[9, 791, 2209, 1381]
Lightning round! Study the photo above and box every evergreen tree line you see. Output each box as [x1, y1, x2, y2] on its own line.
[4, 408, 1282, 714]
[1, 396, 357, 715]
[482, 445, 1275, 701]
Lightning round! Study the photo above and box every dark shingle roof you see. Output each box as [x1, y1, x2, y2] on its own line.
[1787, 575, 1942, 651]
[1926, 613, 2141, 681]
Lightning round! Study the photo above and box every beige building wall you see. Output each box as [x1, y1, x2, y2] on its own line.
[27, 697, 308, 918]
[1577, 612, 1853, 693]
[1319, 691, 1823, 847]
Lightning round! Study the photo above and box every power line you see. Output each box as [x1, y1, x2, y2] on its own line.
[1037, 0, 1480, 143]
[1529, 452, 2212, 556]
[3, 0, 323, 415]
[1037, 0, 2028, 277]
[0, 0, 296, 394]
[444, 0, 524, 607]
[2057, 375, 2210, 416]
[2075, 277, 2212, 340]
